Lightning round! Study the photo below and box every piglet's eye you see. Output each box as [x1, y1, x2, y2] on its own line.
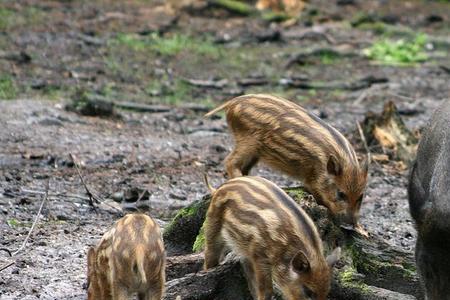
[337, 191, 346, 201]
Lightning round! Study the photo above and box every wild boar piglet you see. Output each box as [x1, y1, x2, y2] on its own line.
[203, 176, 341, 300]
[206, 94, 368, 227]
[87, 213, 165, 300]
[408, 100, 450, 300]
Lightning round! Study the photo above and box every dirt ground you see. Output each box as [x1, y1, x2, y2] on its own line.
[0, 0, 449, 299]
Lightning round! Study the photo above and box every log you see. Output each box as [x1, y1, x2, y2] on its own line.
[164, 258, 252, 300]
[163, 189, 423, 300]
[280, 75, 388, 91]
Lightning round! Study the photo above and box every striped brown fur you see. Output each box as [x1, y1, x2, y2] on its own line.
[87, 213, 165, 300]
[203, 176, 340, 300]
[205, 94, 369, 226]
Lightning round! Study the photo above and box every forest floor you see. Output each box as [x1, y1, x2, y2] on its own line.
[0, 0, 449, 299]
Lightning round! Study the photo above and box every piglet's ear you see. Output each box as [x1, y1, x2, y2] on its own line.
[326, 247, 341, 268]
[327, 155, 342, 176]
[291, 251, 310, 274]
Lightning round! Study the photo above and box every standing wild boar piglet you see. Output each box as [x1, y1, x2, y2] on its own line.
[203, 176, 341, 300]
[206, 94, 368, 226]
[408, 100, 450, 300]
[87, 213, 165, 300]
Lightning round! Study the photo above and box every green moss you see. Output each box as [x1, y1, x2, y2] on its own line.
[348, 242, 416, 280]
[284, 187, 307, 201]
[338, 266, 371, 294]
[192, 220, 206, 252]
[363, 33, 428, 65]
[0, 76, 17, 99]
[164, 203, 201, 234]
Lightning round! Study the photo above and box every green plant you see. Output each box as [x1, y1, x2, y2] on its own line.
[0, 76, 17, 99]
[113, 33, 221, 58]
[363, 34, 428, 65]
[7, 218, 20, 228]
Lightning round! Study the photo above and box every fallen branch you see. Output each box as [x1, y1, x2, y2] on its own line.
[0, 50, 32, 64]
[182, 78, 228, 89]
[280, 75, 388, 91]
[237, 77, 269, 87]
[114, 101, 171, 113]
[0, 180, 50, 272]
[282, 27, 336, 44]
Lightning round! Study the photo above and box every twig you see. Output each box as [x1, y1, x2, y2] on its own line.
[0, 261, 15, 272]
[386, 91, 415, 101]
[12, 180, 50, 257]
[356, 120, 372, 165]
[21, 188, 91, 202]
[0, 248, 12, 257]
[0, 180, 50, 272]
[354, 89, 369, 106]
[69, 153, 99, 212]
[20, 188, 122, 214]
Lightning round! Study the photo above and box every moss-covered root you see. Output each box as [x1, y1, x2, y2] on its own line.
[348, 236, 422, 298]
[332, 268, 417, 300]
[163, 195, 211, 256]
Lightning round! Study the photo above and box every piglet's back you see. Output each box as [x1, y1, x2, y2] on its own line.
[211, 94, 358, 165]
[214, 176, 323, 254]
[112, 214, 165, 288]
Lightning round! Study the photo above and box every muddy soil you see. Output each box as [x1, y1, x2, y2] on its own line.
[0, 0, 449, 299]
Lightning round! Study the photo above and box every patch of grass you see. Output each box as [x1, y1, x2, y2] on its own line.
[41, 86, 65, 100]
[113, 33, 221, 58]
[146, 78, 193, 105]
[0, 7, 14, 31]
[357, 21, 415, 38]
[320, 51, 340, 65]
[308, 89, 317, 97]
[0, 6, 45, 31]
[363, 34, 428, 65]
[0, 76, 17, 99]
